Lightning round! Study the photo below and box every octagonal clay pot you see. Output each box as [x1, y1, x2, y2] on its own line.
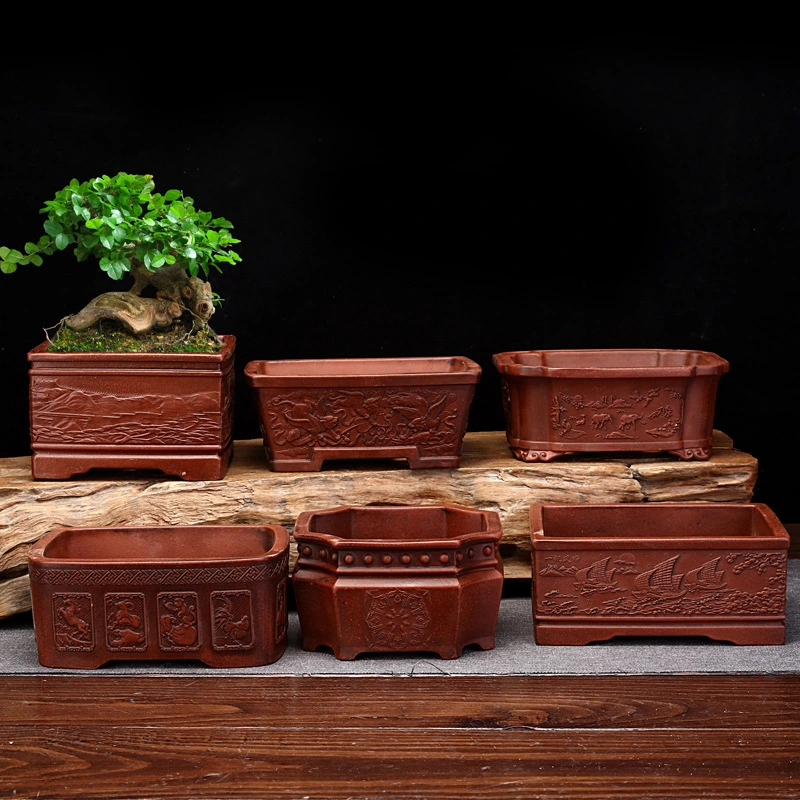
[28, 523, 289, 668]
[244, 355, 481, 471]
[292, 504, 504, 659]
[493, 348, 729, 462]
[530, 502, 790, 645]
[28, 335, 236, 480]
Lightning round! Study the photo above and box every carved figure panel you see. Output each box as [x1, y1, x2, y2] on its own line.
[52, 592, 94, 651]
[158, 591, 200, 651]
[105, 592, 147, 651]
[211, 590, 254, 651]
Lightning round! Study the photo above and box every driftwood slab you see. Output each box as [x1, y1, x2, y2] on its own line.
[0, 430, 757, 618]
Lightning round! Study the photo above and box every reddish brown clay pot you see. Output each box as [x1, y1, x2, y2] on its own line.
[530, 503, 790, 645]
[244, 356, 481, 471]
[493, 349, 729, 462]
[28, 336, 236, 480]
[292, 504, 504, 659]
[28, 523, 289, 668]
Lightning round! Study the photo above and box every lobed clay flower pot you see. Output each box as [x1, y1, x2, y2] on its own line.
[244, 356, 481, 471]
[530, 502, 790, 645]
[28, 335, 236, 481]
[292, 504, 504, 659]
[27, 523, 289, 668]
[493, 348, 729, 462]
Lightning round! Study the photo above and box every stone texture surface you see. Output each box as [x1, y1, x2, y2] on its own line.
[0, 430, 757, 618]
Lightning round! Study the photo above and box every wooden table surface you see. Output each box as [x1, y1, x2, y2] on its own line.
[1, 673, 798, 799]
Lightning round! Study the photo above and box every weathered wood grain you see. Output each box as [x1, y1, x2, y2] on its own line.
[0, 675, 797, 800]
[0, 430, 757, 618]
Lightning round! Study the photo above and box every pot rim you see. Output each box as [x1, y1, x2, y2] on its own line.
[529, 502, 789, 550]
[28, 523, 290, 567]
[492, 348, 729, 378]
[294, 504, 503, 548]
[244, 355, 481, 387]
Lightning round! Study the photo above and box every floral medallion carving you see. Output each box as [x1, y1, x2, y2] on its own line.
[364, 589, 433, 650]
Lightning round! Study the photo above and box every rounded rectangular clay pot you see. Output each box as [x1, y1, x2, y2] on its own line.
[292, 504, 504, 659]
[28, 523, 289, 668]
[244, 356, 481, 470]
[28, 335, 236, 481]
[493, 348, 729, 462]
[530, 502, 790, 645]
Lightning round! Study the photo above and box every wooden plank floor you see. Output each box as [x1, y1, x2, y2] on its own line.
[1, 674, 798, 799]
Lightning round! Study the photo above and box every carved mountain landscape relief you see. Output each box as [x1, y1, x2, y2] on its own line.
[30, 378, 223, 445]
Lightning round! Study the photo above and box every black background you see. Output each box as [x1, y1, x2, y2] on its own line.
[1, 42, 798, 521]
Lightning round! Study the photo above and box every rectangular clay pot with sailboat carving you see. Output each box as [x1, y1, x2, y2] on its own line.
[530, 503, 790, 645]
[244, 355, 481, 471]
[493, 349, 729, 462]
[27, 523, 290, 668]
[27, 335, 236, 480]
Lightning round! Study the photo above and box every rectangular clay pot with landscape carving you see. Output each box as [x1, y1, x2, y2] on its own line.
[493, 348, 729, 462]
[292, 503, 504, 659]
[27, 523, 290, 668]
[530, 502, 790, 645]
[244, 356, 481, 471]
[27, 335, 235, 480]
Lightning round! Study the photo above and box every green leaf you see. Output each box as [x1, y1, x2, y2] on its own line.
[184, 247, 197, 259]
[99, 233, 113, 249]
[55, 233, 70, 250]
[0, 261, 17, 274]
[85, 218, 103, 230]
[164, 189, 181, 202]
[112, 226, 127, 241]
[29, 254, 43, 266]
[151, 254, 166, 269]
[108, 260, 126, 279]
[43, 219, 63, 237]
[0, 247, 9, 259]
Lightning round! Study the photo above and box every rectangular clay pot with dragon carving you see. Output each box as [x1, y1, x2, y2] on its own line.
[244, 355, 481, 471]
[291, 504, 504, 659]
[493, 349, 729, 462]
[530, 503, 790, 645]
[27, 335, 235, 480]
[27, 523, 290, 668]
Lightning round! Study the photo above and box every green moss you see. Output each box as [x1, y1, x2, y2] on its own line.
[47, 322, 223, 353]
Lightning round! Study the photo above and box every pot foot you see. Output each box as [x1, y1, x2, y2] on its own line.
[512, 447, 561, 463]
[668, 446, 712, 460]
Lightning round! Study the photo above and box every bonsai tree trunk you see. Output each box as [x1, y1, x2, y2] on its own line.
[65, 260, 215, 336]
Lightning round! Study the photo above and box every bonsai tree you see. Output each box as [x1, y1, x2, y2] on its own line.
[0, 171, 241, 351]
